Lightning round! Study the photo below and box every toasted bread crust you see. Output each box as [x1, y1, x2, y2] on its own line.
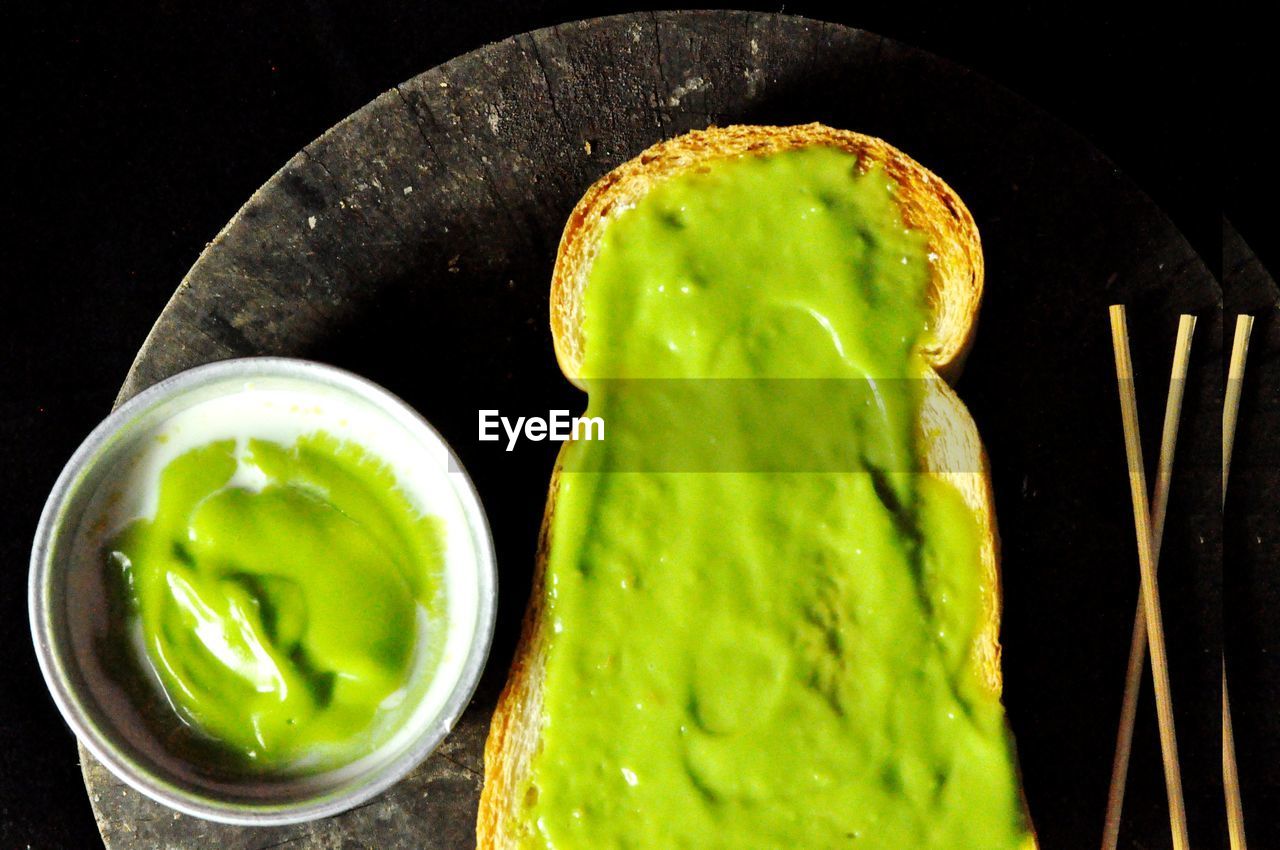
[477, 465, 557, 848]
[480, 124, 1032, 849]
[551, 124, 984, 386]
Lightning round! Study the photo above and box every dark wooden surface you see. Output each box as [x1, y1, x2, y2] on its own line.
[82, 11, 1224, 849]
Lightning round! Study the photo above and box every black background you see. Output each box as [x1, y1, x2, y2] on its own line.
[1, 2, 1254, 847]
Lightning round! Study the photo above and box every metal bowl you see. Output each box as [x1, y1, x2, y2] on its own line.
[29, 358, 498, 826]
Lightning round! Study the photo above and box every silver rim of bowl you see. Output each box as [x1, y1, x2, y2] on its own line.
[29, 357, 499, 826]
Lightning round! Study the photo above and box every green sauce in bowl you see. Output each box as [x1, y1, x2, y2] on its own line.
[103, 431, 447, 773]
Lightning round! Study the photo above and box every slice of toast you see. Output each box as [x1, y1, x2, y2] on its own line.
[478, 124, 1035, 849]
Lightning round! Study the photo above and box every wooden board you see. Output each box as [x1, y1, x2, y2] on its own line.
[84, 11, 1224, 848]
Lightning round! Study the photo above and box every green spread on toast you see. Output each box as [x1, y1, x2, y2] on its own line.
[519, 147, 1030, 848]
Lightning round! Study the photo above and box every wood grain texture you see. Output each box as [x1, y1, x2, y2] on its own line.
[85, 11, 1222, 849]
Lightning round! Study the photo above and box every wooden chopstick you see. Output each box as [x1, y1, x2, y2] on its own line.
[1222, 314, 1253, 850]
[1107, 304, 1191, 850]
[1101, 314, 1196, 850]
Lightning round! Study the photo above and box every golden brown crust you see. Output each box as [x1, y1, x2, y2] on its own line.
[480, 124, 1033, 849]
[551, 124, 985, 386]
[476, 465, 559, 849]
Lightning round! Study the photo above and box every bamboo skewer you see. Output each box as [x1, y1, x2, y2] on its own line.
[1224, 674, 1245, 850]
[1107, 305, 1190, 850]
[1223, 315, 1253, 501]
[1222, 314, 1253, 850]
[1101, 314, 1197, 850]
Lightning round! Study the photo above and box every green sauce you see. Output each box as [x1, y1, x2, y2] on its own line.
[103, 432, 446, 773]
[518, 147, 1030, 847]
